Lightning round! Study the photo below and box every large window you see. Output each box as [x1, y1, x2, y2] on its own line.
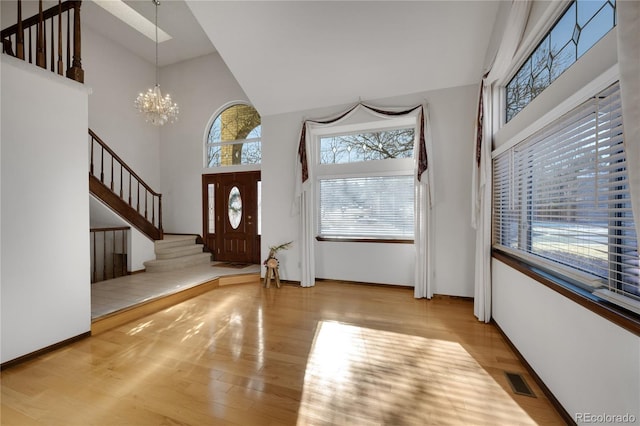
[206, 104, 261, 167]
[317, 126, 415, 241]
[505, 0, 616, 122]
[494, 82, 640, 310]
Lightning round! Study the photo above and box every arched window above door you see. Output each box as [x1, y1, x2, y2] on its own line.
[206, 103, 261, 168]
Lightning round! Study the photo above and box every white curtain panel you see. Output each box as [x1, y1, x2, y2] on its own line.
[293, 122, 316, 287]
[414, 105, 435, 299]
[299, 190, 315, 288]
[472, 84, 493, 322]
[617, 0, 640, 239]
[471, 0, 531, 322]
[485, 0, 532, 84]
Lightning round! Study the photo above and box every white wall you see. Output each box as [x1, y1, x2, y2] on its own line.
[1, 56, 91, 363]
[493, 260, 640, 421]
[262, 84, 477, 293]
[158, 53, 250, 234]
[83, 28, 162, 190]
[315, 242, 415, 286]
[89, 196, 155, 272]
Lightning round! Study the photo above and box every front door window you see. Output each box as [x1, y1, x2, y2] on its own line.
[228, 186, 242, 229]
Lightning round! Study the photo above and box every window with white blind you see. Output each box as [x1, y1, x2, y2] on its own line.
[319, 176, 414, 240]
[493, 82, 640, 312]
[316, 125, 416, 241]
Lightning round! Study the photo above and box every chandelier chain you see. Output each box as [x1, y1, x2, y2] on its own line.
[155, 0, 159, 85]
[134, 0, 179, 126]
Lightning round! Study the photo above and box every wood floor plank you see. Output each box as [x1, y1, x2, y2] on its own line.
[1, 281, 566, 425]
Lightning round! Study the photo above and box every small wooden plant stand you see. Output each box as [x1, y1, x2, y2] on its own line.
[263, 257, 281, 288]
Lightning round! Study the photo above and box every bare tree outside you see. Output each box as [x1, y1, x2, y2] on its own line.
[320, 128, 415, 164]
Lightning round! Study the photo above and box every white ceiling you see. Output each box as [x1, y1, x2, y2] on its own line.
[186, 0, 502, 116]
[83, 0, 216, 67]
[11, 1, 502, 117]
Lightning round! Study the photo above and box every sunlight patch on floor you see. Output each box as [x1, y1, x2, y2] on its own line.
[297, 320, 537, 425]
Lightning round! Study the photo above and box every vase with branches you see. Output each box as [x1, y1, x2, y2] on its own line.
[264, 241, 293, 265]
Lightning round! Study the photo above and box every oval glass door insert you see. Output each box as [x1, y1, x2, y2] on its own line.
[228, 186, 242, 229]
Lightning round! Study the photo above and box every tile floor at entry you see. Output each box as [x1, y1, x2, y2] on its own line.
[91, 262, 261, 319]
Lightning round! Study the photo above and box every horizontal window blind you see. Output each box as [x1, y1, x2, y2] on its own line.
[493, 82, 640, 305]
[319, 176, 414, 239]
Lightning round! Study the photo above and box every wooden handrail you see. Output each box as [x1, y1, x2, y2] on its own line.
[88, 129, 163, 241]
[89, 130, 161, 197]
[90, 226, 130, 233]
[1, 0, 83, 82]
[1, 1, 77, 36]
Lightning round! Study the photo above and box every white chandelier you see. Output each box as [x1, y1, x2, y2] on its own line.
[135, 0, 178, 126]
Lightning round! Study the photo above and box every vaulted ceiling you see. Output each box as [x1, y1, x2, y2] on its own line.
[8, 1, 502, 117]
[186, 1, 501, 116]
[82, 0, 216, 67]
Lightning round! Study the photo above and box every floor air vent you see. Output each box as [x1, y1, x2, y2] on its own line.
[505, 372, 536, 397]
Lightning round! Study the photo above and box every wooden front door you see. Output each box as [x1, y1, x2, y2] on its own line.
[202, 171, 261, 263]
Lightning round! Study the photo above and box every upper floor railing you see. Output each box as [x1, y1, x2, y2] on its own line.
[1, 0, 84, 83]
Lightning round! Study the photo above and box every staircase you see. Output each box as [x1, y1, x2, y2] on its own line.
[143, 235, 211, 273]
[89, 129, 163, 241]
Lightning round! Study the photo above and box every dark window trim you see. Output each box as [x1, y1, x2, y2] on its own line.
[492, 248, 640, 337]
[316, 236, 413, 244]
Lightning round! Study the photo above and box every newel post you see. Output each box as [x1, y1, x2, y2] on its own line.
[158, 194, 164, 237]
[66, 0, 84, 83]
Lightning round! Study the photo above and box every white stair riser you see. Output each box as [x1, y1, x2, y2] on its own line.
[144, 253, 211, 273]
[156, 244, 204, 259]
[144, 235, 209, 273]
[154, 236, 197, 252]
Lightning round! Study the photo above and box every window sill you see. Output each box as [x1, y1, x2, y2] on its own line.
[492, 248, 640, 337]
[316, 236, 413, 244]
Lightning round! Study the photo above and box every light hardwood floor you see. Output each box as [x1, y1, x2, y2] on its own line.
[1, 281, 566, 425]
